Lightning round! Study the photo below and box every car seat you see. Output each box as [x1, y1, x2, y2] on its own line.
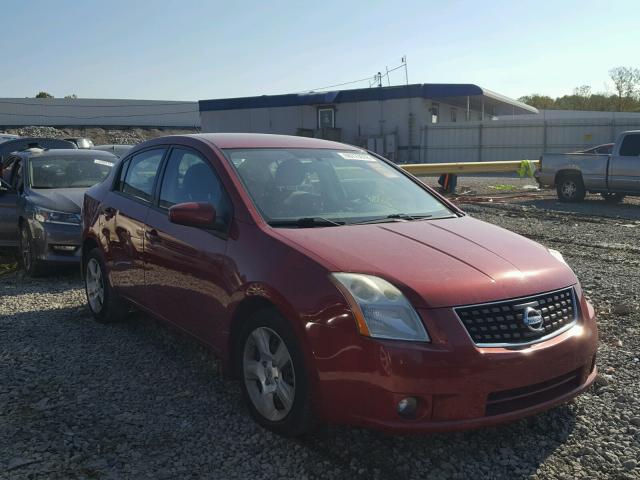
[182, 162, 220, 205]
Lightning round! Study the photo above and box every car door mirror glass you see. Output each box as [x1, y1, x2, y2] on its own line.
[168, 202, 217, 228]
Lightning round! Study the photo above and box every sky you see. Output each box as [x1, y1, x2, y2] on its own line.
[1, 0, 638, 102]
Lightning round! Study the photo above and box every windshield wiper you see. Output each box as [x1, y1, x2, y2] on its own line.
[268, 217, 345, 228]
[350, 213, 433, 225]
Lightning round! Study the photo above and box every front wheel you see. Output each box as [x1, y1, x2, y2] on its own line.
[556, 174, 586, 202]
[84, 248, 128, 323]
[20, 223, 44, 277]
[237, 309, 317, 436]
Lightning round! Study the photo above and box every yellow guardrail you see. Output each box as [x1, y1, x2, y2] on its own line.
[401, 160, 540, 176]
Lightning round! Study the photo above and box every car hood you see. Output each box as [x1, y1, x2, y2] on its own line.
[27, 188, 85, 213]
[274, 216, 577, 309]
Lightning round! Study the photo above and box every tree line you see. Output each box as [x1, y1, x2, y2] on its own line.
[35, 92, 77, 99]
[519, 66, 640, 112]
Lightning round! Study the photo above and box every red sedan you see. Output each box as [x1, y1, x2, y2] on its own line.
[81, 134, 598, 436]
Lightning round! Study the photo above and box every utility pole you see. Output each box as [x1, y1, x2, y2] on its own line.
[402, 55, 409, 85]
[377, 72, 382, 87]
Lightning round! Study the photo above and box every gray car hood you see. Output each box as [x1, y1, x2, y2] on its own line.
[27, 188, 85, 213]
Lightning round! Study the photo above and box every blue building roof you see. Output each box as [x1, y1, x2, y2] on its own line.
[199, 83, 538, 115]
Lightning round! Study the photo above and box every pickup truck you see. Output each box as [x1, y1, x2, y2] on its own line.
[536, 130, 640, 202]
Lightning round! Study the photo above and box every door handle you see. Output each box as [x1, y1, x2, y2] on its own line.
[145, 229, 161, 243]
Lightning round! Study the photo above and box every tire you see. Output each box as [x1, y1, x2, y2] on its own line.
[601, 192, 625, 204]
[19, 223, 45, 277]
[83, 248, 128, 323]
[556, 174, 586, 202]
[236, 308, 317, 437]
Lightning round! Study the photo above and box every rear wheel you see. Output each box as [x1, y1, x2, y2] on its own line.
[237, 309, 317, 436]
[20, 224, 44, 277]
[601, 192, 625, 204]
[84, 248, 128, 323]
[556, 174, 586, 202]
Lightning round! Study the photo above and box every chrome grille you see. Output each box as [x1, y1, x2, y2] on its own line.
[455, 288, 578, 347]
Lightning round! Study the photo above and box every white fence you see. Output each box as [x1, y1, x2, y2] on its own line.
[417, 115, 640, 163]
[0, 98, 200, 128]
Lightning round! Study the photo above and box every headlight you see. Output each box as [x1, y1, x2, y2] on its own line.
[34, 206, 81, 225]
[548, 248, 568, 265]
[331, 273, 430, 342]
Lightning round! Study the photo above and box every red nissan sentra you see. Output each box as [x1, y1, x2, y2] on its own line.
[81, 134, 597, 436]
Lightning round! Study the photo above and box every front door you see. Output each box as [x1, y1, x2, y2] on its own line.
[103, 148, 166, 307]
[144, 147, 233, 343]
[0, 179, 18, 246]
[609, 134, 640, 192]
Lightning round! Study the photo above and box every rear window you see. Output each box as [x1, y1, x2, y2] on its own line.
[29, 155, 115, 189]
[619, 134, 640, 157]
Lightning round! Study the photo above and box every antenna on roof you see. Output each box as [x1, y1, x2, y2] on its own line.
[402, 55, 409, 85]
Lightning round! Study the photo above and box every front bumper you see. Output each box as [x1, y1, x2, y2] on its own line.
[28, 219, 82, 265]
[309, 289, 598, 433]
[534, 169, 554, 187]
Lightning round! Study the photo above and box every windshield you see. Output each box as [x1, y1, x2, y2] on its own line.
[29, 155, 115, 189]
[224, 148, 453, 225]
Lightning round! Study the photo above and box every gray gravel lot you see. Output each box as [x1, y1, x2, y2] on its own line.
[1, 200, 639, 479]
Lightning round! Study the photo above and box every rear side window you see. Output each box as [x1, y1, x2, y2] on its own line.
[11, 160, 23, 191]
[619, 135, 640, 157]
[158, 148, 231, 229]
[118, 149, 165, 202]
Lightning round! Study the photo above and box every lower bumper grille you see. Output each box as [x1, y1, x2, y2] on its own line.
[455, 287, 578, 347]
[486, 369, 581, 416]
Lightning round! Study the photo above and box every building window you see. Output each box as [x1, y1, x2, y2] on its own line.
[450, 108, 457, 123]
[430, 103, 439, 124]
[318, 107, 335, 128]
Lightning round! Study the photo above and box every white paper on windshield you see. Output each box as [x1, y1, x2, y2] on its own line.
[94, 159, 114, 167]
[337, 152, 376, 161]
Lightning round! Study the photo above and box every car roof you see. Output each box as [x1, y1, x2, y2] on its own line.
[94, 144, 134, 148]
[151, 133, 361, 151]
[18, 148, 118, 159]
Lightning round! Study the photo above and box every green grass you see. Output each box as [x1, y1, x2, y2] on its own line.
[488, 184, 519, 192]
[0, 250, 18, 275]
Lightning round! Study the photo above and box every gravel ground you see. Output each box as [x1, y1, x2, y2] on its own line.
[2, 126, 198, 146]
[1, 201, 639, 479]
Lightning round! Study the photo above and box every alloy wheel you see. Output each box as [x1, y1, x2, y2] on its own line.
[561, 180, 577, 199]
[20, 227, 32, 271]
[243, 327, 296, 422]
[85, 258, 105, 313]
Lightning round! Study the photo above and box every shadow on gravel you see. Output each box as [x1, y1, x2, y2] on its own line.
[101, 312, 581, 478]
[298, 406, 577, 479]
[2, 300, 579, 479]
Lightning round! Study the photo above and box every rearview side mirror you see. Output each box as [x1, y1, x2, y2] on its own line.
[168, 202, 216, 228]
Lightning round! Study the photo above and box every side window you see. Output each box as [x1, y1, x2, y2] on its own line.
[2, 157, 16, 180]
[619, 135, 640, 157]
[11, 160, 23, 191]
[159, 148, 231, 229]
[115, 158, 130, 191]
[119, 149, 165, 202]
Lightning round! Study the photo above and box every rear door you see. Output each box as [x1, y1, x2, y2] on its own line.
[143, 146, 233, 342]
[0, 177, 18, 246]
[101, 148, 166, 307]
[608, 133, 640, 192]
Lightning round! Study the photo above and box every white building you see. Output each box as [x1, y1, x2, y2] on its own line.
[199, 84, 537, 163]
